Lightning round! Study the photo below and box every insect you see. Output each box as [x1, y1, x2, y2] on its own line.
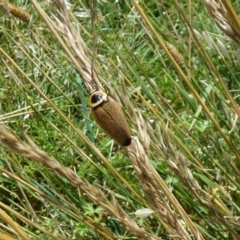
[89, 90, 131, 146]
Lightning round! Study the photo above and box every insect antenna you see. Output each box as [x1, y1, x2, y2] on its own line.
[90, 0, 99, 93]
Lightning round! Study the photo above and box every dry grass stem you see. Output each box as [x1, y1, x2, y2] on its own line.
[155, 127, 240, 238]
[120, 85, 203, 238]
[30, 0, 105, 93]
[0, 208, 30, 240]
[0, 201, 67, 240]
[47, 0, 105, 93]
[0, 125, 158, 240]
[120, 83, 203, 238]
[203, 0, 240, 45]
[161, 129, 201, 192]
[127, 139, 196, 240]
[0, 234, 18, 240]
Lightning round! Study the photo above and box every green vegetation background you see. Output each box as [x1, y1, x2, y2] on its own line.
[0, 0, 239, 239]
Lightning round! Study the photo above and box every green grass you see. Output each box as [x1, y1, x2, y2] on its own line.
[0, 0, 240, 239]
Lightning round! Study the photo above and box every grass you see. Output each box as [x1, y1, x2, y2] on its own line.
[0, 0, 240, 239]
